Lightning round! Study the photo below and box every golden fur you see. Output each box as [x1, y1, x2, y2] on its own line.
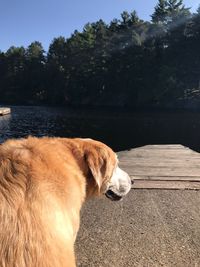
[0, 136, 117, 267]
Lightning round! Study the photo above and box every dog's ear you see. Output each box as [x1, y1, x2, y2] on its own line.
[84, 147, 109, 191]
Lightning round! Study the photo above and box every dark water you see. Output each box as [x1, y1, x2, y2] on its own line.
[1, 106, 200, 152]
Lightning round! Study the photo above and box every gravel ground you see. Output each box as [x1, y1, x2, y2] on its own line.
[75, 189, 200, 267]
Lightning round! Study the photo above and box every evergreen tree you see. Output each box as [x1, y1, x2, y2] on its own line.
[197, 5, 200, 15]
[151, 0, 168, 24]
[167, 0, 191, 24]
[121, 11, 131, 27]
[152, 0, 190, 25]
[25, 42, 46, 103]
[0, 0, 199, 109]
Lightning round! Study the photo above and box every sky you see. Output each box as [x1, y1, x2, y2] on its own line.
[0, 0, 199, 52]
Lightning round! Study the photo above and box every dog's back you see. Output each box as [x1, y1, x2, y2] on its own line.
[0, 138, 79, 267]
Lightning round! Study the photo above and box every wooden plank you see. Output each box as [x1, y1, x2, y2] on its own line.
[119, 158, 200, 163]
[130, 175, 200, 181]
[139, 144, 187, 149]
[118, 144, 200, 189]
[121, 166, 200, 177]
[120, 163, 200, 170]
[118, 154, 200, 161]
[132, 180, 200, 190]
[118, 145, 199, 155]
[118, 145, 190, 151]
[0, 107, 11, 116]
[120, 161, 200, 167]
[130, 175, 200, 182]
[120, 150, 199, 157]
[119, 155, 200, 160]
[119, 144, 186, 149]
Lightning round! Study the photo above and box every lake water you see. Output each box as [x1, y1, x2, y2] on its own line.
[1, 106, 200, 152]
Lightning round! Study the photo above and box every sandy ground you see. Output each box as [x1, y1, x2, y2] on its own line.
[75, 189, 200, 267]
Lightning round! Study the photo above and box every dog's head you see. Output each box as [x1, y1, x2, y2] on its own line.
[81, 139, 132, 201]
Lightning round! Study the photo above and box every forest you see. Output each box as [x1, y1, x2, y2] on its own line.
[0, 0, 200, 109]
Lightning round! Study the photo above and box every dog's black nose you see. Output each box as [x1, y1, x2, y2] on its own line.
[131, 180, 134, 185]
[105, 190, 122, 201]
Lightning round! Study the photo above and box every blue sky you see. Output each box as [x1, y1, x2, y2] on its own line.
[1, 0, 199, 52]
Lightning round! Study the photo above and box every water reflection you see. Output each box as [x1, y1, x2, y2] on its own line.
[0, 106, 200, 152]
[0, 115, 11, 143]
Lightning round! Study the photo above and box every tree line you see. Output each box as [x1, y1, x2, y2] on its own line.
[0, 0, 200, 109]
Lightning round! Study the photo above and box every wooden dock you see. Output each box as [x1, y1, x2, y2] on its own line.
[0, 107, 11, 116]
[118, 144, 200, 190]
[76, 144, 200, 267]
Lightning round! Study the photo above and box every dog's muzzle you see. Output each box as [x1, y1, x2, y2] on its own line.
[105, 190, 123, 201]
[105, 166, 133, 201]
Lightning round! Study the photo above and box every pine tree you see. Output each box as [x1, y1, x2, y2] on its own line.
[130, 10, 140, 24]
[152, 0, 190, 24]
[167, 0, 190, 21]
[197, 5, 200, 15]
[151, 0, 168, 24]
[167, 0, 183, 12]
[121, 11, 131, 27]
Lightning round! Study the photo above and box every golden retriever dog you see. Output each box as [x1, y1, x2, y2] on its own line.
[0, 136, 132, 267]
